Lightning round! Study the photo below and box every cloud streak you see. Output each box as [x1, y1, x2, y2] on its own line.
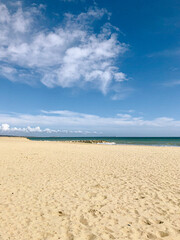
[163, 80, 180, 87]
[0, 2, 128, 94]
[1, 110, 180, 136]
[148, 48, 180, 58]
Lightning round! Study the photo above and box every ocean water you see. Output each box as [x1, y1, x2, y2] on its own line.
[27, 137, 180, 146]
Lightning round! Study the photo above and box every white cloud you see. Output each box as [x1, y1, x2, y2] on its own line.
[0, 2, 128, 94]
[1, 110, 180, 136]
[114, 72, 127, 82]
[0, 123, 99, 136]
[116, 114, 132, 119]
[0, 123, 10, 131]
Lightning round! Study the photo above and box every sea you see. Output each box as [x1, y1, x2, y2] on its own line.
[27, 137, 180, 147]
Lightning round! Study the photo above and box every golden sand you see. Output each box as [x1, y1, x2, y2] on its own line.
[0, 137, 180, 240]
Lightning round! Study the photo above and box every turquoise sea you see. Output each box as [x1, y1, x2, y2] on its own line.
[27, 137, 180, 146]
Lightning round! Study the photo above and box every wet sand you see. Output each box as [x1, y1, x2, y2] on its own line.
[0, 137, 180, 240]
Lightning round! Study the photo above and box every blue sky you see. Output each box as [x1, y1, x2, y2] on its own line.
[0, 0, 180, 136]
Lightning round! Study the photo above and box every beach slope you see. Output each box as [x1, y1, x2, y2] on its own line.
[0, 137, 180, 240]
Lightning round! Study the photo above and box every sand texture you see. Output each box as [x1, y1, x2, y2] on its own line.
[0, 137, 180, 240]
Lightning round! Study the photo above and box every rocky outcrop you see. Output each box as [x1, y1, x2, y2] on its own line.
[71, 140, 108, 144]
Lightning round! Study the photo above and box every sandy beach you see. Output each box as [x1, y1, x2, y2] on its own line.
[0, 137, 180, 240]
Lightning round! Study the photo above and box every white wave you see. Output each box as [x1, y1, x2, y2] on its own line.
[97, 142, 116, 145]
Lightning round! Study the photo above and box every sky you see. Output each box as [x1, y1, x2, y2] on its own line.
[0, 0, 180, 136]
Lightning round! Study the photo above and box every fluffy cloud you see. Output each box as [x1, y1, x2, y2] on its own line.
[0, 123, 10, 131]
[1, 110, 180, 136]
[0, 2, 128, 94]
[0, 123, 98, 136]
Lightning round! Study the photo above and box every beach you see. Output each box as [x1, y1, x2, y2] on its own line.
[0, 137, 180, 240]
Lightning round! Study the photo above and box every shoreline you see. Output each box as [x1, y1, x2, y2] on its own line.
[1, 135, 180, 147]
[1, 136, 180, 147]
[29, 138, 180, 147]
